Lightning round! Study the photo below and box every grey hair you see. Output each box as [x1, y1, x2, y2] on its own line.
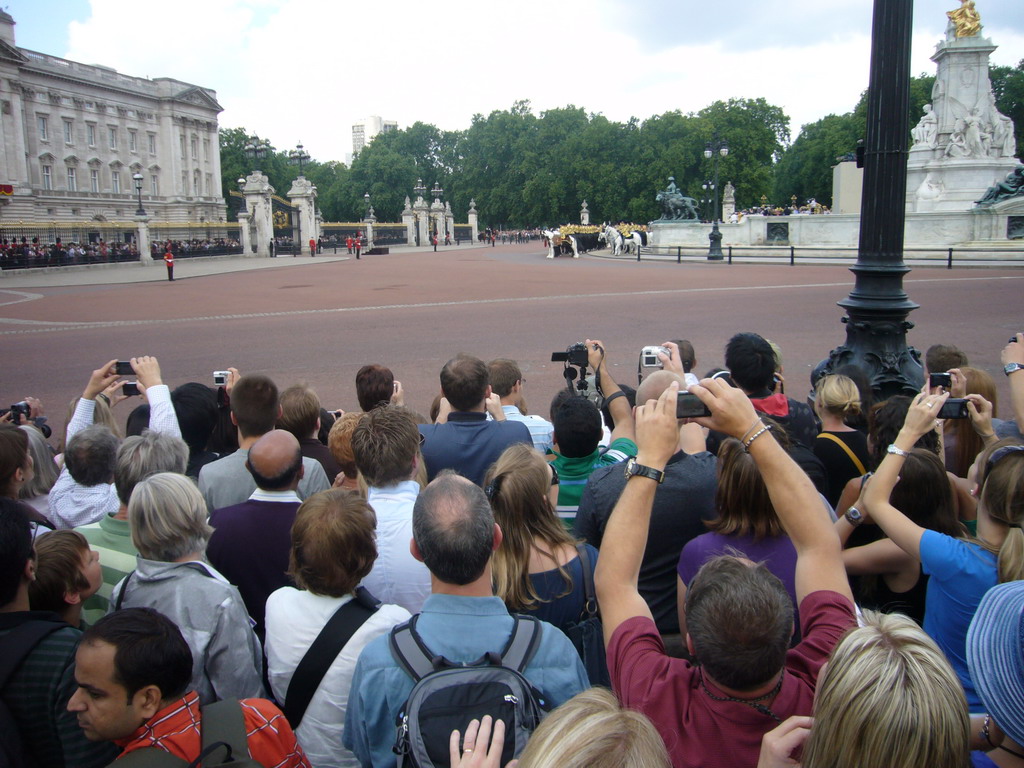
[115, 431, 189, 506]
[18, 425, 58, 498]
[128, 472, 212, 562]
[65, 424, 119, 486]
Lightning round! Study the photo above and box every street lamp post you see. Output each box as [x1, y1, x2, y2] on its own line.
[816, 0, 922, 398]
[704, 139, 728, 260]
[701, 180, 715, 222]
[237, 178, 246, 213]
[243, 136, 270, 171]
[133, 173, 145, 216]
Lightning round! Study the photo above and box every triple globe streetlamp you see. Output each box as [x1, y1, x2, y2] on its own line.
[703, 138, 729, 260]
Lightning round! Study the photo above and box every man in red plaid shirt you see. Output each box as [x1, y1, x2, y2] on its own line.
[68, 608, 310, 767]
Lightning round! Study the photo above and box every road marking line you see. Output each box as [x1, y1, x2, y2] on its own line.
[1, 274, 1022, 335]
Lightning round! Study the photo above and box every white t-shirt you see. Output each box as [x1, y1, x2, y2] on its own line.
[264, 588, 410, 768]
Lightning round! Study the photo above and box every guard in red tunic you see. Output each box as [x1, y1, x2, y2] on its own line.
[309, 237, 316, 256]
[163, 247, 175, 281]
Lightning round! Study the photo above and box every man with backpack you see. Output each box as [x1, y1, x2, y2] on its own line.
[343, 471, 589, 767]
[0, 508, 118, 768]
[67, 607, 310, 767]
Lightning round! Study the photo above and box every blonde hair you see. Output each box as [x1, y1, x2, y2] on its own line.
[973, 439, 1024, 583]
[516, 688, 670, 768]
[950, 367, 998, 477]
[128, 472, 212, 562]
[484, 444, 577, 612]
[801, 612, 969, 768]
[814, 375, 862, 420]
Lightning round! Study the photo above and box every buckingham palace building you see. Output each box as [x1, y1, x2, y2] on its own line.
[0, 11, 227, 229]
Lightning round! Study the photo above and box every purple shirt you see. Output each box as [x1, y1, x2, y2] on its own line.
[677, 531, 799, 626]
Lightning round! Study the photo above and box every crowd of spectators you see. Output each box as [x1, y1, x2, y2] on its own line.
[0, 237, 139, 269]
[1, 331, 1023, 768]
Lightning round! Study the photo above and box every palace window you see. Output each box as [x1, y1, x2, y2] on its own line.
[128, 130, 137, 152]
[151, 175, 158, 196]
[108, 127, 117, 150]
[66, 167, 77, 192]
[148, 134, 156, 154]
[90, 169, 99, 193]
[112, 171, 120, 194]
[63, 119, 73, 144]
[87, 124, 96, 146]
[37, 115, 48, 141]
[42, 165, 52, 189]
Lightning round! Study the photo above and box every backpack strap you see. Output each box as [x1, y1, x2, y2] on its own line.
[574, 544, 598, 621]
[106, 747, 189, 768]
[113, 571, 135, 611]
[499, 616, 542, 674]
[816, 432, 867, 476]
[199, 699, 252, 766]
[0, 620, 68, 690]
[283, 587, 380, 729]
[389, 614, 437, 682]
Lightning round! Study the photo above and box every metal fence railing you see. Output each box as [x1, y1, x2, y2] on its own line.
[631, 244, 1024, 268]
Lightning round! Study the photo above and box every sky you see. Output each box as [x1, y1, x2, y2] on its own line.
[6, 0, 1023, 164]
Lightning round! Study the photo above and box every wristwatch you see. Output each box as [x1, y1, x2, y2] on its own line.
[1006, 363, 1024, 377]
[845, 506, 864, 526]
[624, 457, 665, 484]
[887, 444, 910, 458]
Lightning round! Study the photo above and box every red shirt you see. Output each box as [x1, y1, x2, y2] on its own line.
[115, 692, 310, 767]
[163, 252, 174, 266]
[608, 590, 855, 768]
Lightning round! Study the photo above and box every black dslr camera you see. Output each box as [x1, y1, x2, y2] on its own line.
[8, 401, 30, 424]
[552, 342, 602, 402]
[551, 342, 589, 367]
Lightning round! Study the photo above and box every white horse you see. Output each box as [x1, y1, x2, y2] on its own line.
[542, 228, 579, 259]
[599, 224, 624, 256]
[623, 230, 648, 256]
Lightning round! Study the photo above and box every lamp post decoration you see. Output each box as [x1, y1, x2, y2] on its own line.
[243, 136, 271, 172]
[288, 142, 310, 177]
[703, 138, 728, 260]
[132, 172, 145, 217]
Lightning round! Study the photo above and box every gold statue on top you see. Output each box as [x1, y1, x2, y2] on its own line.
[947, 0, 982, 38]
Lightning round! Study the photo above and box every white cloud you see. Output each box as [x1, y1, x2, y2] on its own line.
[59, 0, 1023, 162]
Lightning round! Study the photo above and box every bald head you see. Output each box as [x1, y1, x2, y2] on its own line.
[637, 370, 687, 405]
[412, 471, 495, 585]
[246, 430, 303, 491]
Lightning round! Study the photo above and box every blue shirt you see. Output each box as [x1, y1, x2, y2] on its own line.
[343, 594, 589, 767]
[419, 413, 532, 486]
[920, 529, 998, 711]
[501, 405, 554, 453]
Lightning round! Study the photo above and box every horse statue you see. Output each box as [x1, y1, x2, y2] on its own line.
[599, 224, 624, 256]
[656, 190, 700, 221]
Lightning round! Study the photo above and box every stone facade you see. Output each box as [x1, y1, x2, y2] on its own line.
[0, 12, 226, 227]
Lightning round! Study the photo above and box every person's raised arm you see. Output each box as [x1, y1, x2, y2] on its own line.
[67, 359, 120, 442]
[587, 338, 635, 444]
[594, 382, 680, 643]
[1002, 334, 1024, 428]
[133, 356, 181, 439]
[690, 377, 853, 604]
[860, 389, 947, 559]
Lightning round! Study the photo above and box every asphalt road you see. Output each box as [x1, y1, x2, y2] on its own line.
[2, 243, 1022, 428]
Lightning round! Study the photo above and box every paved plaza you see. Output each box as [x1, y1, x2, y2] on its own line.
[2, 243, 1022, 422]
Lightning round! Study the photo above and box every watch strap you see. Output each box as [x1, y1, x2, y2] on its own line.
[625, 458, 665, 484]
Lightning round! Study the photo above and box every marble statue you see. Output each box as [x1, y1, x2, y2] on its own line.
[976, 166, 1024, 206]
[945, 119, 970, 158]
[911, 104, 938, 148]
[947, 0, 981, 38]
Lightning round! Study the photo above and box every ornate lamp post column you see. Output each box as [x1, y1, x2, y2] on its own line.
[818, 0, 922, 398]
[132, 172, 152, 264]
[704, 139, 728, 260]
[413, 179, 428, 246]
[132, 173, 146, 216]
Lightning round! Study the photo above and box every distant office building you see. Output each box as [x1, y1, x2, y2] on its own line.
[0, 11, 227, 225]
[352, 116, 398, 155]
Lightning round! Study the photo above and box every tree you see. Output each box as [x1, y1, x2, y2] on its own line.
[991, 60, 1024, 156]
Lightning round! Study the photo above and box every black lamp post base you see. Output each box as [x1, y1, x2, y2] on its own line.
[707, 224, 724, 260]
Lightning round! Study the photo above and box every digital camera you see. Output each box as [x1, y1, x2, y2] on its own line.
[641, 346, 668, 368]
[213, 371, 230, 386]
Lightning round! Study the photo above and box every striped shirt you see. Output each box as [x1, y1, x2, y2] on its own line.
[551, 437, 637, 527]
[115, 691, 310, 767]
[76, 512, 136, 625]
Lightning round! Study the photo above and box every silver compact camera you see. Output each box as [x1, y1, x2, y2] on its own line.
[640, 346, 668, 368]
[213, 371, 230, 386]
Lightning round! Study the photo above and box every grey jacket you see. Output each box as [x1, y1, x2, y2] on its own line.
[113, 558, 265, 704]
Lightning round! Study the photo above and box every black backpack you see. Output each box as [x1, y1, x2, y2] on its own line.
[0, 620, 68, 768]
[390, 614, 548, 768]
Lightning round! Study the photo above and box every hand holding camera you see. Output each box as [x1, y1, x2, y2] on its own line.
[902, 389, 950, 440]
[965, 393, 995, 437]
[1004, 334, 1024, 367]
[635, 382, 685, 468]
[85, 360, 123, 400]
[687, 377, 761, 438]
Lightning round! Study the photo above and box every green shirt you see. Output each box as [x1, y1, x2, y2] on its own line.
[551, 437, 637, 527]
[76, 512, 137, 625]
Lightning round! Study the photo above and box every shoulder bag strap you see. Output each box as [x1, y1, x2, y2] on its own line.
[113, 571, 135, 612]
[816, 432, 867, 476]
[0, 620, 67, 690]
[283, 587, 380, 729]
[199, 699, 251, 765]
[574, 544, 598, 621]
